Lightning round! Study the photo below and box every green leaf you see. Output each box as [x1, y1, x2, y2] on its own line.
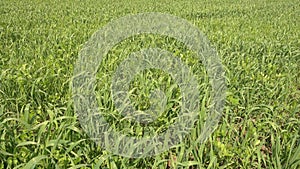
[23, 155, 48, 169]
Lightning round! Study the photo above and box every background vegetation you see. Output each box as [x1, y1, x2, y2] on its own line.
[0, 0, 299, 168]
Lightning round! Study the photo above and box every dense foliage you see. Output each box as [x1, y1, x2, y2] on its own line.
[0, 0, 299, 168]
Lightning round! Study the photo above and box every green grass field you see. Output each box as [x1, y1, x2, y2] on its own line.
[0, 0, 299, 168]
